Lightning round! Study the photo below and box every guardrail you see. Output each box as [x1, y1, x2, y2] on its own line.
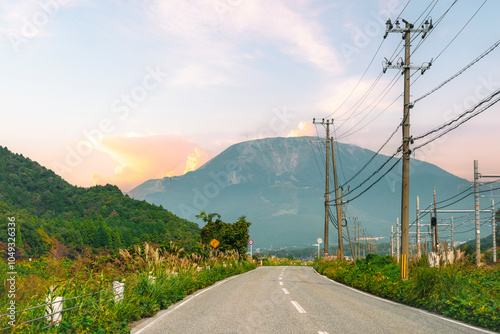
[0, 264, 225, 332]
[0, 280, 136, 332]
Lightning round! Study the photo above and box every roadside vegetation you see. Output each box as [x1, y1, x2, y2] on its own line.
[314, 254, 499, 332]
[1, 210, 255, 333]
[0, 242, 256, 333]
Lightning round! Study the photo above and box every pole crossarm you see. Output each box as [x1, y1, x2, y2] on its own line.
[419, 209, 492, 213]
[383, 63, 432, 74]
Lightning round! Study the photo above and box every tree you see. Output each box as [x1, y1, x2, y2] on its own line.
[197, 211, 251, 255]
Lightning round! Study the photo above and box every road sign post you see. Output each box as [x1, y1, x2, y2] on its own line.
[314, 238, 323, 258]
[248, 239, 254, 256]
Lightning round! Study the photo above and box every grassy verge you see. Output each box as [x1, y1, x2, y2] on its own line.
[313, 254, 499, 332]
[1, 243, 256, 333]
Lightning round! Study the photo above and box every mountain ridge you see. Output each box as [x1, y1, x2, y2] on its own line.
[129, 136, 472, 249]
[0, 146, 200, 257]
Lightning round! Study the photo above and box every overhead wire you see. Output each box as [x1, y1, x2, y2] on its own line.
[335, 1, 444, 140]
[433, 0, 488, 62]
[337, 74, 402, 138]
[324, 0, 413, 120]
[340, 115, 405, 188]
[414, 39, 500, 104]
[413, 89, 500, 150]
[332, 157, 402, 206]
[346, 0, 479, 143]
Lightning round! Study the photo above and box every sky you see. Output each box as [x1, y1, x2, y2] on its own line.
[0, 0, 499, 193]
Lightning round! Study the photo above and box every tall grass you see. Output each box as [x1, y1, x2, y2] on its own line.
[1, 242, 256, 333]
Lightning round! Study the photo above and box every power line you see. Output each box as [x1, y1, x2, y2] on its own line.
[332, 149, 400, 197]
[325, 41, 385, 119]
[324, 0, 413, 120]
[337, 72, 402, 137]
[332, 157, 402, 206]
[340, 117, 403, 188]
[410, 185, 500, 228]
[413, 88, 500, 147]
[410, 0, 458, 56]
[414, 39, 500, 104]
[433, 0, 488, 62]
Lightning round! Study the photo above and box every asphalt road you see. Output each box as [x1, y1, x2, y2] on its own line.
[131, 266, 495, 334]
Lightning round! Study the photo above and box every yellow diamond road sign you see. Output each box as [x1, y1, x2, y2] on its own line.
[210, 239, 220, 248]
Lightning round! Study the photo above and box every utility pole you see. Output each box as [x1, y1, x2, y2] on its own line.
[473, 162, 500, 265]
[312, 118, 334, 256]
[425, 226, 432, 253]
[433, 188, 439, 251]
[451, 216, 454, 250]
[332, 136, 344, 260]
[416, 196, 421, 258]
[384, 18, 432, 280]
[363, 230, 366, 258]
[345, 213, 354, 260]
[431, 212, 435, 252]
[474, 160, 480, 266]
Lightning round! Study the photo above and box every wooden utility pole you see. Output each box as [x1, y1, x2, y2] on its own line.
[331, 135, 344, 260]
[473, 162, 500, 265]
[433, 188, 439, 251]
[399, 21, 411, 280]
[345, 213, 354, 260]
[384, 17, 432, 279]
[451, 216, 454, 249]
[363, 230, 366, 258]
[312, 118, 334, 256]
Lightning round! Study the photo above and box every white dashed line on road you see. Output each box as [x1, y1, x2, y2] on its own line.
[282, 288, 290, 295]
[279, 281, 283, 286]
[291, 301, 306, 314]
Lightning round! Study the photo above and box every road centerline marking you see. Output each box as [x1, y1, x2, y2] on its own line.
[279, 281, 283, 286]
[291, 300, 306, 313]
[282, 288, 290, 295]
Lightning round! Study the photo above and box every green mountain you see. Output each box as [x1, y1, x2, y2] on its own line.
[129, 136, 477, 249]
[0, 146, 200, 257]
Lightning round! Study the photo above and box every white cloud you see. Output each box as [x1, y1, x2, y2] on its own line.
[145, 0, 341, 88]
[0, 0, 85, 49]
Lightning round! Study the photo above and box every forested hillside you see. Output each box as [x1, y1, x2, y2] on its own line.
[0, 146, 200, 258]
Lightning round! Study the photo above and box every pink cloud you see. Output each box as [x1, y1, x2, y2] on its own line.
[91, 134, 212, 192]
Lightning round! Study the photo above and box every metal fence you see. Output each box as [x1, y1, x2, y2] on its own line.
[0, 280, 132, 333]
